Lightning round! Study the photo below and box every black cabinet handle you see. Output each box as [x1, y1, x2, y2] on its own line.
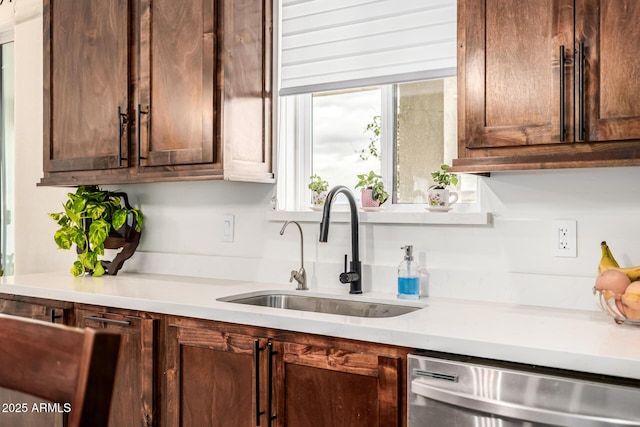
[118, 106, 129, 167]
[578, 42, 585, 141]
[137, 104, 149, 163]
[50, 309, 62, 324]
[82, 315, 131, 326]
[254, 340, 265, 426]
[559, 45, 566, 142]
[267, 342, 277, 427]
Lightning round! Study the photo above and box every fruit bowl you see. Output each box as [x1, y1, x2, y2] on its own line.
[593, 287, 640, 326]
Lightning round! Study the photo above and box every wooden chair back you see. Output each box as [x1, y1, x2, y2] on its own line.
[0, 313, 121, 427]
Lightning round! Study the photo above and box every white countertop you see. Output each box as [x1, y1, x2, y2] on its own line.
[1, 272, 639, 381]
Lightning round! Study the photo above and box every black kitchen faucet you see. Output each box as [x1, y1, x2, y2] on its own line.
[319, 185, 362, 294]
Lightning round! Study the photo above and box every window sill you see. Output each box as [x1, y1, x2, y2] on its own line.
[266, 208, 492, 225]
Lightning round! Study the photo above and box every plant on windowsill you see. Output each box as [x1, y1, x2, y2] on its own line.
[308, 174, 329, 209]
[48, 185, 144, 277]
[355, 170, 389, 208]
[430, 164, 458, 190]
[428, 164, 459, 210]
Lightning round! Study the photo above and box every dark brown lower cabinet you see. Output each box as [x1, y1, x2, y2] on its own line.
[164, 316, 409, 427]
[0, 295, 73, 427]
[164, 316, 263, 426]
[273, 339, 403, 427]
[76, 305, 157, 427]
[0, 296, 409, 427]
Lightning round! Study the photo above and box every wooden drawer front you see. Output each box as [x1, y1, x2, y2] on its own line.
[0, 299, 69, 324]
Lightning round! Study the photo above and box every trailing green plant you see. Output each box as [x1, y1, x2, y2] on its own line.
[430, 164, 458, 189]
[308, 174, 329, 193]
[49, 185, 143, 277]
[355, 170, 389, 203]
[361, 115, 381, 160]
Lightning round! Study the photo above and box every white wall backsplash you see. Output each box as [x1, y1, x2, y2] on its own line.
[106, 166, 640, 312]
[13, 9, 640, 312]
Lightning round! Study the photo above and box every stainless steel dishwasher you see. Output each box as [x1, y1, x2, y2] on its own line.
[408, 352, 640, 426]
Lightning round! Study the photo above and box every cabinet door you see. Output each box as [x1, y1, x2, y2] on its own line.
[219, 0, 273, 179]
[138, 0, 216, 168]
[578, 0, 640, 142]
[77, 307, 157, 427]
[164, 317, 265, 427]
[0, 297, 71, 324]
[461, 0, 574, 149]
[137, 0, 273, 180]
[273, 340, 402, 427]
[43, 0, 130, 174]
[0, 296, 72, 427]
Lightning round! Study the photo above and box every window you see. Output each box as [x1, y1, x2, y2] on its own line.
[274, 0, 477, 212]
[276, 77, 477, 210]
[0, 41, 14, 275]
[312, 87, 382, 203]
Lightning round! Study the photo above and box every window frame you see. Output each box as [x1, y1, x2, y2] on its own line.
[272, 0, 486, 222]
[275, 83, 480, 213]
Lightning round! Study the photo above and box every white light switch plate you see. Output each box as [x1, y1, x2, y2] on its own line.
[221, 214, 235, 242]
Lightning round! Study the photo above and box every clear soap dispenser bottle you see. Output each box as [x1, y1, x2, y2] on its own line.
[397, 245, 420, 299]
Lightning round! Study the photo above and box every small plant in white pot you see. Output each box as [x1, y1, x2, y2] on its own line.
[428, 164, 459, 211]
[355, 171, 389, 208]
[308, 174, 329, 208]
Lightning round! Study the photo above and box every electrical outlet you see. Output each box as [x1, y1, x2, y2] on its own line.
[551, 220, 576, 257]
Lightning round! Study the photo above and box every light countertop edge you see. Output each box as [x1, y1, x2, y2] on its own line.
[1, 272, 638, 381]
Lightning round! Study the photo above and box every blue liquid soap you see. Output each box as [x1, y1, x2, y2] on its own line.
[398, 277, 420, 300]
[397, 245, 420, 300]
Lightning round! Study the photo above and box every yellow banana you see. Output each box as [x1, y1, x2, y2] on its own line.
[598, 241, 640, 281]
[598, 241, 620, 273]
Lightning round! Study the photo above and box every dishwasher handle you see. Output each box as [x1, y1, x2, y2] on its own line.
[411, 379, 640, 427]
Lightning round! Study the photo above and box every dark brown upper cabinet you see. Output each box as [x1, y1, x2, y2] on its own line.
[41, 0, 273, 186]
[43, 0, 131, 177]
[454, 0, 640, 172]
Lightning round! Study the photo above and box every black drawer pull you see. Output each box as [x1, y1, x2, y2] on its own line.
[577, 42, 585, 141]
[50, 309, 62, 324]
[83, 315, 131, 326]
[267, 342, 277, 426]
[255, 340, 265, 426]
[118, 106, 129, 167]
[137, 104, 149, 162]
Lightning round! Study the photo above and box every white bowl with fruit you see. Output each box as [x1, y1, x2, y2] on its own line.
[593, 241, 640, 325]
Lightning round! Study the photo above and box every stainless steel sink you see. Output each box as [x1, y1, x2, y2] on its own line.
[217, 291, 424, 318]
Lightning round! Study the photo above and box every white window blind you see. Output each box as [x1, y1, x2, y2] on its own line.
[279, 0, 457, 96]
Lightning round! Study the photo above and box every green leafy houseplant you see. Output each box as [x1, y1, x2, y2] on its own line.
[355, 170, 389, 204]
[308, 174, 329, 206]
[49, 185, 143, 277]
[361, 115, 381, 161]
[308, 174, 328, 193]
[430, 164, 459, 189]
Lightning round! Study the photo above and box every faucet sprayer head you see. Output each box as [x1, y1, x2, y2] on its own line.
[319, 217, 330, 242]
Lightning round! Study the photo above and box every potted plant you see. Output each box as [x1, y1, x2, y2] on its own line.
[355, 171, 389, 208]
[428, 164, 459, 210]
[49, 185, 144, 277]
[308, 174, 329, 208]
